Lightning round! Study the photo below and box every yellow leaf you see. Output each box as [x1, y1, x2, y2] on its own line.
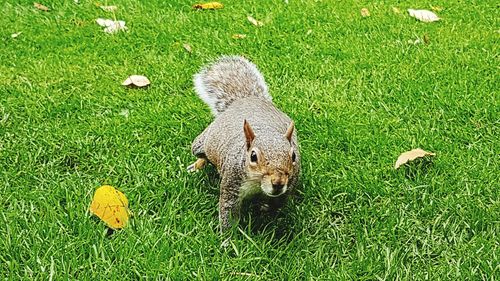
[392, 7, 401, 14]
[232, 34, 246, 39]
[360, 8, 370, 17]
[34, 2, 49, 11]
[192, 2, 223, 10]
[430, 5, 444, 12]
[90, 185, 130, 229]
[394, 148, 436, 169]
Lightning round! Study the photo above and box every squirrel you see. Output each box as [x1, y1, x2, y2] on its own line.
[188, 56, 301, 232]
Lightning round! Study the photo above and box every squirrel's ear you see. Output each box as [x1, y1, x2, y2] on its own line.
[243, 120, 255, 150]
[285, 121, 294, 142]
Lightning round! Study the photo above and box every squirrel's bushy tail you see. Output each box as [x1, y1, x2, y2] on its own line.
[194, 56, 272, 115]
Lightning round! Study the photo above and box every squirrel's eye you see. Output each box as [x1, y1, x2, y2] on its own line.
[291, 152, 296, 163]
[250, 151, 258, 163]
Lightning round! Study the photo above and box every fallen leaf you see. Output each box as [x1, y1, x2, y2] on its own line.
[306, 29, 313, 36]
[247, 15, 263, 27]
[230, 272, 257, 277]
[395, 148, 436, 169]
[408, 37, 423, 45]
[392, 7, 401, 14]
[192, 2, 223, 10]
[183, 43, 192, 53]
[100, 5, 117, 12]
[232, 33, 246, 39]
[34, 2, 49, 11]
[408, 9, 440, 22]
[96, 18, 127, 33]
[360, 8, 370, 17]
[11, 32, 22, 38]
[119, 109, 129, 118]
[89, 185, 130, 229]
[430, 5, 443, 12]
[122, 75, 150, 88]
[423, 34, 430, 44]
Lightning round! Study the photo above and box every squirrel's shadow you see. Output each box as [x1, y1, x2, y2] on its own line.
[239, 198, 301, 244]
[202, 165, 302, 244]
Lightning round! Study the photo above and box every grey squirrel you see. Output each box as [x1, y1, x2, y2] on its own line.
[188, 56, 301, 232]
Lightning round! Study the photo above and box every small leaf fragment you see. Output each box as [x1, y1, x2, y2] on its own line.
[360, 8, 370, 17]
[100, 5, 117, 12]
[96, 18, 127, 33]
[192, 2, 223, 10]
[430, 5, 444, 12]
[34, 2, 50, 11]
[408, 9, 440, 22]
[423, 34, 430, 44]
[392, 7, 401, 14]
[119, 109, 129, 118]
[122, 75, 150, 88]
[11, 32, 22, 38]
[89, 185, 130, 229]
[408, 37, 423, 45]
[183, 43, 192, 53]
[395, 148, 436, 169]
[247, 15, 263, 27]
[232, 34, 246, 39]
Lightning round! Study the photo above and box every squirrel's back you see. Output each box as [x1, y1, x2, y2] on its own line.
[194, 56, 272, 115]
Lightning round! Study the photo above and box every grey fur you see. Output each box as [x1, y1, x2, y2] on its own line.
[194, 56, 271, 115]
[191, 56, 301, 232]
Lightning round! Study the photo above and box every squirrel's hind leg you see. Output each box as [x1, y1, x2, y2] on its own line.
[188, 129, 209, 172]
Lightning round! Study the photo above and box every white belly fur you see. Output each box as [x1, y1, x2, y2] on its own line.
[239, 176, 262, 200]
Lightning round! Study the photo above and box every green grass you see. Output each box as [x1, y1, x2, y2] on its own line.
[1, 0, 498, 279]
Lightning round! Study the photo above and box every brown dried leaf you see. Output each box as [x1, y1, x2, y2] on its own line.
[192, 2, 223, 10]
[423, 34, 430, 44]
[122, 75, 150, 88]
[394, 148, 435, 169]
[360, 8, 370, 17]
[247, 15, 263, 27]
[232, 34, 246, 39]
[183, 43, 192, 53]
[34, 2, 50, 11]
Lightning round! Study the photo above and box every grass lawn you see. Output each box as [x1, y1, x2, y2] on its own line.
[1, 0, 498, 279]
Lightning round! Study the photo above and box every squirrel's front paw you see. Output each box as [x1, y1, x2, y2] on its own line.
[187, 158, 207, 172]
